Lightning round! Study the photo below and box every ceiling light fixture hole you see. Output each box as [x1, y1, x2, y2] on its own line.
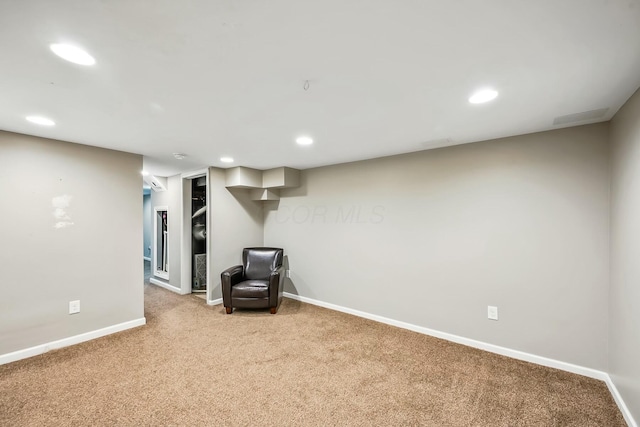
[469, 89, 498, 104]
[26, 115, 55, 126]
[296, 136, 313, 146]
[50, 43, 96, 66]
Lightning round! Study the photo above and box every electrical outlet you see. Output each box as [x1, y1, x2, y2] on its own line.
[69, 300, 80, 314]
[487, 305, 498, 320]
[285, 269, 291, 278]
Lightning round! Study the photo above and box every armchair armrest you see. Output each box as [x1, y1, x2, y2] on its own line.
[221, 265, 243, 283]
[268, 265, 285, 307]
[221, 265, 243, 306]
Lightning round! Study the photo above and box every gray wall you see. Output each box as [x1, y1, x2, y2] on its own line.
[209, 167, 264, 299]
[264, 124, 610, 370]
[0, 131, 143, 355]
[143, 193, 151, 259]
[609, 87, 640, 421]
[150, 175, 182, 289]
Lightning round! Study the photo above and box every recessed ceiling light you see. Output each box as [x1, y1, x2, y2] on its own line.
[469, 89, 498, 104]
[173, 153, 186, 160]
[296, 136, 313, 146]
[26, 115, 55, 126]
[220, 157, 234, 163]
[50, 43, 96, 66]
[141, 170, 149, 176]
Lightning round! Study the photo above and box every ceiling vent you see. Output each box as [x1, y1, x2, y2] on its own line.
[552, 108, 609, 126]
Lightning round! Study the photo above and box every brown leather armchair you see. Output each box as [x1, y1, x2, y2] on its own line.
[221, 247, 285, 314]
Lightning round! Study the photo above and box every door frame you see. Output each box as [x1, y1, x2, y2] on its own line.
[180, 168, 210, 297]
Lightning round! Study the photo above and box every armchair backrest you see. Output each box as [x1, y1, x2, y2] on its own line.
[243, 247, 284, 280]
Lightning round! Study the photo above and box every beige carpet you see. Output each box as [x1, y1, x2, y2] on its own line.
[0, 284, 625, 426]
[193, 292, 207, 301]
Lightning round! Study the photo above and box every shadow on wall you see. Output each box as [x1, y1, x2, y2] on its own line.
[281, 255, 305, 316]
[282, 254, 309, 299]
[263, 200, 280, 213]
[210, 281, 222, 300]
[227, 188, 264, 225]
[282, 255, 296, 295]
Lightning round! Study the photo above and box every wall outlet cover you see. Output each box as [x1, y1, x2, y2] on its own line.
[69, 300, 80, 314]
[488, 305, 498, 320]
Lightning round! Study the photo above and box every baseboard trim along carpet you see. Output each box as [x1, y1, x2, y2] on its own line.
[283, 292, 637, 427]
[605, 376, 639, 427]
[0, 317, 146, 366]
[207, 298, 223, 306]
[149, 277, 182, 294]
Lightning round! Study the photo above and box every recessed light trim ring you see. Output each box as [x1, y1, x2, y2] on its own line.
[296, 136, 314, 145]
[26, 115, 55, 126]
[469, 89, 499, 104]
[50, 43, 96, 66]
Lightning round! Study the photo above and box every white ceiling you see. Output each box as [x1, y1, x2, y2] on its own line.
[1, 0, 639, 177]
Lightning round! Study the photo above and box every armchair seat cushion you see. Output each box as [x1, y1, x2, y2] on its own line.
[231, 280, 269, 298]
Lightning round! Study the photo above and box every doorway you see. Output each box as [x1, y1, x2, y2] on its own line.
[191, 176, 207, 293]
[180, 169, 209, 298]
[153, 206, 169, 280]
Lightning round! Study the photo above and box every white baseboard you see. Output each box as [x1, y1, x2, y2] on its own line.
[143, 256, 151, 262]
[149, 277, 182, 294]
[283, 292, 637, 425]
[283, 292, 605, 379]
[604, 375, 638, 427]
[0, 317, 146, 366]
[207, 298, 223, 306]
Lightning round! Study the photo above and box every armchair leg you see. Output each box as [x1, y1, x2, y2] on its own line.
[225, 307, 232, 314]
[270, 307, 277, 314]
